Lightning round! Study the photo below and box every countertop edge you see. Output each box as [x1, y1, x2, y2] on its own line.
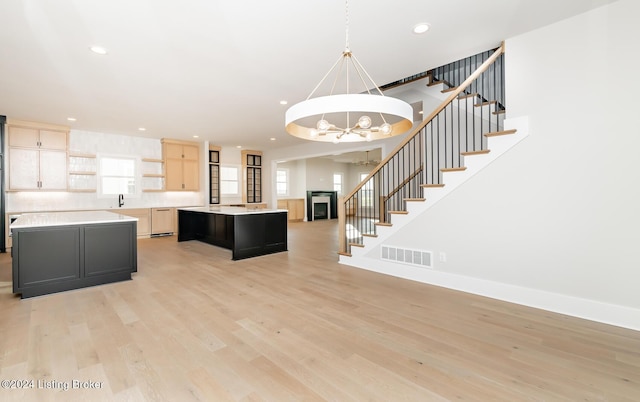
[11, 211, 138, 229]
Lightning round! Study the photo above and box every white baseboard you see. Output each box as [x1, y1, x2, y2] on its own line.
[340, 256, 640, 332]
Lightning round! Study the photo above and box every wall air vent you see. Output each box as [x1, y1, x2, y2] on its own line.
[381, 245, 432, 268]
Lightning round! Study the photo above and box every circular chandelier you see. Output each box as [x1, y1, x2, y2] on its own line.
[285, 1, 413, 143]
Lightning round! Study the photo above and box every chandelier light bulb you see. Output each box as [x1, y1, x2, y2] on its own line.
[380, 123, 392, 135]
[310, 129, 319, 138]
[365, 132, 372, 141]
[358, 115, 372, 129]
[317, 119, 331, 132]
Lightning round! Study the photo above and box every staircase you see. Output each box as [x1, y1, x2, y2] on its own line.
[338, 43, 529, 259]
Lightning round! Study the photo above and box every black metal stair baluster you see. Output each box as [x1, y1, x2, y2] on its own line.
[429, 122, 434, 185]
[457, 96, 461, 167]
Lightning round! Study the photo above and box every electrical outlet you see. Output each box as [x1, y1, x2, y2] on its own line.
[439, 252, 446, 263]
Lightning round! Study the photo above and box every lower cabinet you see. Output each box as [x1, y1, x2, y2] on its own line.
[12, 221, 137, 298]
[151, 207, 175, 235]
[277, 198, 305, 221]
[116, 209, 151, 237]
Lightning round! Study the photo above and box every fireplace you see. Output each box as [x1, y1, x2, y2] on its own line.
[311, 196, 330, 220]
[306, 191, 338, 221]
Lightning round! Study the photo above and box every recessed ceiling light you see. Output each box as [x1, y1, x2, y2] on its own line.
[413, 23, 430, 34]
[280, 100, 288, 105]
[67, 117, 77, 122]
[138, 127, 146, 131]
[90, 46, 108, 55]
[236, 145, 242, 149]
[418, 110, 424, 114]
[270, 137, 276, 141]
[193, 135, 199, 138]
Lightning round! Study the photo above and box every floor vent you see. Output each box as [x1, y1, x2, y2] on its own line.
[381, 245, 432, 268]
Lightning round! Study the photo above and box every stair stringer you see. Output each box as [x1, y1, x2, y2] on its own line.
[341, 115, 529, 261]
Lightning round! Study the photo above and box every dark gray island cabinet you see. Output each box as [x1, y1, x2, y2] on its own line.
[11, 211, 138, 298]
[178, 207, 288, 260]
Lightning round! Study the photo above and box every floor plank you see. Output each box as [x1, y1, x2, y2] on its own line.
[0, 219, 639, 401]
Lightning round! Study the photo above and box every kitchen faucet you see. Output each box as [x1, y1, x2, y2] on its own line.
[118, 194, 124, 207]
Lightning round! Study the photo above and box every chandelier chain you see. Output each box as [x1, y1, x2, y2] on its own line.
[345, 0, 350, 51]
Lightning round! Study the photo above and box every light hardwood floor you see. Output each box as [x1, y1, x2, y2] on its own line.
[0, 219, 639, 401]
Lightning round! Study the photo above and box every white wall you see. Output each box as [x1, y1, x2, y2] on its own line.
[304, 158, 343, 192]
[363, 0, 640, 322]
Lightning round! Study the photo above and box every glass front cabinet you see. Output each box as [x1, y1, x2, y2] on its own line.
[242, 150, 262, 204]
[209, 145, 221, 204]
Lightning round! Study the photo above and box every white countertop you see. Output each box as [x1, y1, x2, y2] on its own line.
[179, 206, 287, 215]
[11, 211, 138, 229]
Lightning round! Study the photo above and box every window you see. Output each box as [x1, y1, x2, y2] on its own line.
[99, 155, 137, 195]
[360, 173, 374, 207]
[277, 168, 289, 196]
[220, 165, 240, 195]
[333, 173, 343, 195]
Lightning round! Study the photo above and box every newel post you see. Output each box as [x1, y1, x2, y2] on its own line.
[338, 197, 346, 255]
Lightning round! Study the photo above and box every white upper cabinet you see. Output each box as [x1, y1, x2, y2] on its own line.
[7, 120, 69, 191]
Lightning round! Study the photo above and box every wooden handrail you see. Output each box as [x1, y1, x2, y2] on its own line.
[343, 43, 505, 202]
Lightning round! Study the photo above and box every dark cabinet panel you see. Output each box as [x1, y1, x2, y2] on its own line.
[178, 209, 287, 260]
[84, 223, 137, 276]
[16, 227, 81, 288]
[12, 221, 137, 298]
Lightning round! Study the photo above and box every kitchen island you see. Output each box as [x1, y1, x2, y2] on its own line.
[11, 211, 138, 298]
[178, 206, 288, 260]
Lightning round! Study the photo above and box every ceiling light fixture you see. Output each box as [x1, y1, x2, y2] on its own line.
[285, 0, 412, 143]
[352, 150, 380, 166]
[413, 23, 430, 34]
[90, 46, 108, 55]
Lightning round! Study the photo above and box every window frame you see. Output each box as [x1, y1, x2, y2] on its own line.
[97, 153, 140, 198]
[333, 172, 343, 195]
[220, 164, 241, 196]
[276, 168, 289, 197]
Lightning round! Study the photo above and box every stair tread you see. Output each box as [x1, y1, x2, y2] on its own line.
[348, 243, 365, 248]
[421, 183, 445, 188]
[362, 233, 378, 238]
[441, 167, 467, 172]
[375, 222, 393, 227]
[389, 210, 409, 215]
[404, 198, 426, 202]
[461, 149, 491, 156]
[493, 109, 506, 115]
[485, 129, 517, 137]
[458, 92, 478, 100]
[441, 86, 459, 93]
[475, 100, 498, 107]
[427, 79, 451, 87]
[338, 251, 352, 257]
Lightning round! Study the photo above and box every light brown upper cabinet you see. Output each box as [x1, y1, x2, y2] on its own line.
[7, 120, 68, 191]
[162, 139, 200, 191]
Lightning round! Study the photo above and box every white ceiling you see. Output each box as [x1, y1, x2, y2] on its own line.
[0, 0, 616, 152]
